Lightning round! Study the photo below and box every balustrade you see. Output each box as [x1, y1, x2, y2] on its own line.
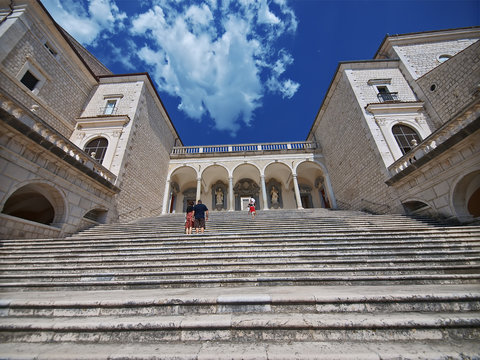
[171, 141, 319, 156]
[388, 103, 479, 176]
[0, 95, 117, 185]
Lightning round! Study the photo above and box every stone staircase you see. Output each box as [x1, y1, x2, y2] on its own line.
[0, 208, 479, 359]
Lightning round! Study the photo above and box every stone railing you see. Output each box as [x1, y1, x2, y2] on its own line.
[0, 95, 117, 185]
[171, 141, 319, 156]
[388, 102, 480, 177]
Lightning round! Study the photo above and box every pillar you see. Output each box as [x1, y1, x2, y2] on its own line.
[261, 174, 269, 210]
[196, 177, 201, 201]
[293, 174, 303, 209]
[229, 176, 234, 211]
[162, 179, 171, 214]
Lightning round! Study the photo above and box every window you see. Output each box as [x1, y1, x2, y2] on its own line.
[438, 54, 452, 63]
[84, 138, 108, 164]
[44, 42, 58, 57]
[377, 86, 398, 102]
[20, 71, 40, 91]
[104, 100, 117, 115]
[392, 124, 421, 155]
[16, 61, 47, 95]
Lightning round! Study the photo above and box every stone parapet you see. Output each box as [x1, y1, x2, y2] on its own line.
[171, 141, 320, 158]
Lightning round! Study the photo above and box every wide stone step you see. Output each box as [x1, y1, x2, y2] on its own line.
[2, 250, 479, 268]
[0, 237, 480, 258]
[73, 222, 452, 236]
[1, 311, 479, 344]
[1, 273, 479, 290]
[0, 256, 480, 275]
[2, 284, 480, 345]
[3, 285, 479, 317]
[1, 262, 479, 278]
[2, 259, 479, 272]
[2, 243, 478, 260]
[0, 340, 478, 360]
[4, 230, 480, 250]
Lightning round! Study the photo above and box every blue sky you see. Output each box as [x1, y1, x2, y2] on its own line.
[41, 0, 479, 146]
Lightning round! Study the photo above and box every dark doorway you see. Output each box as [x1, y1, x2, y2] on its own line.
[2, 187, 55, 225]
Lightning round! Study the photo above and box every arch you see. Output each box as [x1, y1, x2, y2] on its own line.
[295, 159, 335, 209]
[168, 164, 198, 180]
[452, 170, 480, 222]
[202, 164, 229, 210]
[233, 178, 260, 210]
[232, 163, 261, 210]
[1, 182, 66, 226]
[84, 137, 108, 164]
[391, 124, 421, 155]
[83, 208, 108, 224]
[167, 165, 198, 214]
[402, 199, 433, 217]
[264, 161, 292, 209]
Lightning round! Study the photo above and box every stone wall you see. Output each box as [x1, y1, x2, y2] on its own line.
[416, 40, 480, 125]
[392, 38, 478, 79]
[391, 127, 480, 220]
[0, 119, 118, 239]
[0, 8, 94, 138]
[313, 72, 400, 214]
[115, 84, 176, 221]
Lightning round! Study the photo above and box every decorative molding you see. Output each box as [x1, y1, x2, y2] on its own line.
[367, 78, 391, 85]
[366, 101, 424, 115]
[75, 115, 130, 129]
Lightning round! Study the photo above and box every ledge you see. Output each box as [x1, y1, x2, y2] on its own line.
[365, 101, 424, 115]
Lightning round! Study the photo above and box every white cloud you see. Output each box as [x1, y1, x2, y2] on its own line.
[258, 0, 281, 25]
[43, 0, 299, 136]
[41, 0, 126, 45]
[131, 0, 299, 135]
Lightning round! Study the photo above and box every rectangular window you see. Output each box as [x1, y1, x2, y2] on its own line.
[104, 100, 117, 115]
[20, 71, 40, 91]
[44, 42, 58, 57]
[377, 86, 397, 102]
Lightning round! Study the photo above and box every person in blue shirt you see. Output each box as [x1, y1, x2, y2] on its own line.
[193, 199, 209, 234]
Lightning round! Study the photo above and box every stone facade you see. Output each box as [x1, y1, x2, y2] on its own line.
[310, 71, 399, 214]
[0, 1, 479, 239]
[309, 27, 480, 221]
[0, 1, 179, 238]
[166, 149, 334, 214]
[416, 40, 480, 124]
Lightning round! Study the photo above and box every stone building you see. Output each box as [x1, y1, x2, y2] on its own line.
[308, 28, 480, 221]
[0, 0, 478, 239]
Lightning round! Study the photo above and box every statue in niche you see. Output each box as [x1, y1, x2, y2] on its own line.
[270, 186, 279, 204]
[215, 187, 224, 205]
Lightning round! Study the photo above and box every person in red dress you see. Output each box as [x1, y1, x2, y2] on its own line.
[185, 200, 195, 234]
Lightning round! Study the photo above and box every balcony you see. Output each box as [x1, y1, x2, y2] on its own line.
[377, 91, 399, 102]
[171, 141, 320, 157]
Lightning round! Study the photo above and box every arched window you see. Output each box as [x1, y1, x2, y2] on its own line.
[392, 124, 421, 155]
[84, 138, 108, 164]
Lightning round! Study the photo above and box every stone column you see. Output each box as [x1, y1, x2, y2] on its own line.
[162, 179, 171, 214]
[228, 176, 234, 211]
[261, 174, 269, 210]
[195, 178, 202, 204]
[293, 174, 303, 209]
[196, 177, 202, 201]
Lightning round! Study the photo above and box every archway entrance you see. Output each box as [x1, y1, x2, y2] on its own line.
[452, 170, 480, 221]
[1, 183, 65, 226]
